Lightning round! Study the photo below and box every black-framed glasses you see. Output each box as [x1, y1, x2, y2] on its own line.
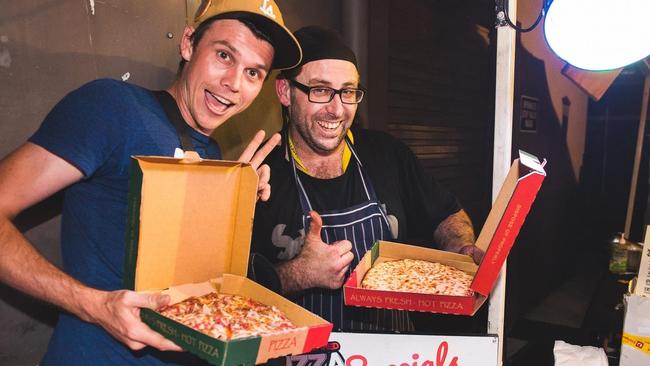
[289, 79, 365, 104]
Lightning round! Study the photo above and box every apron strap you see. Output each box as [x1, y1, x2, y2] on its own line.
[346, 138, 372, 201]
[284, 128, 315, 214]
[345, 137, 392, 227]
[152, 90, 195, 152]
[286, 129, 391, 230]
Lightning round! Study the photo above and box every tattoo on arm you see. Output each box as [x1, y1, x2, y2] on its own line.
[433, 209, 476, 253]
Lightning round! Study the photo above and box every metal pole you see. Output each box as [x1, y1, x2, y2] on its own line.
[342, 0, 370, 128]
[624, 72, 650, 237]
[490, 0, 518, 364]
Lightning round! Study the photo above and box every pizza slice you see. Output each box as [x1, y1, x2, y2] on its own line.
[157, 293, 299, 340]
[361, 258, 474, 296]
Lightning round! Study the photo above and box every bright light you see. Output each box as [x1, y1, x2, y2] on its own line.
[544, 0, 650, 71]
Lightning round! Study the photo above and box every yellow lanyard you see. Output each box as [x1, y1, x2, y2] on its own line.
[288, 130, 354, 176]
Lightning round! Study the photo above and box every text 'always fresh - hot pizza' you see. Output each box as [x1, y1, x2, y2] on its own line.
[157, 292, 299, 340]
[361, 258, 474, 296]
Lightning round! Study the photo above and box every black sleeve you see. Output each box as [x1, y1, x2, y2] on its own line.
[250, 144, 304, 264]
[248, 148, 287, 292]
[353, 126, 461, 247]
[357, 128, 461, 247]
[249, 145, 308, 292]
[250, 149, 285, 264]
[248, 252, 282, 293]
[396, 140, 461, 243]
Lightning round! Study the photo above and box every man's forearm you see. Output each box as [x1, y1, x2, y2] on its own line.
[275, 257, 310, 294]
[1, 217, 183, 351]
[0, 217, 99, 322]
[433, 209, 476, 252]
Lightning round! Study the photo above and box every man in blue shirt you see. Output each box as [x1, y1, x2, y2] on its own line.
[0, 0, 301, 364]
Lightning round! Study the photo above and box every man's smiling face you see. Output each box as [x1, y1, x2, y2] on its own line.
[287, 59, 359, 154]
[176, 19, 274, 135]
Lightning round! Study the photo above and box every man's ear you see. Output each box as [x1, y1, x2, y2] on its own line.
[180, 25, 195, 62]
[275, 78, 291, 107]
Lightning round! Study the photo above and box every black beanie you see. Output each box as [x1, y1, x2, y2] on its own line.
[280, 26, 357, 76]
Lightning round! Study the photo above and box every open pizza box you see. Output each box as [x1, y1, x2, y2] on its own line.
[123, 156, 332, 365]
[620, 227, 650, 365]
[344, 150, 546, 315]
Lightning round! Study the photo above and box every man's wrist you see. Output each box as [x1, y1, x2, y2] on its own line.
[75, 287, 104, 324]
[277, 255, 313, 293]
[458, 244, 475, 255]
[276, 259, 301, 293]
[458, 244, 484, 264]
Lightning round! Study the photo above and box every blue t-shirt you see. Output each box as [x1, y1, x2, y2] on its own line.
[29, 79, 220, 365]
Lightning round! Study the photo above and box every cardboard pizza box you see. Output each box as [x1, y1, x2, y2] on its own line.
[344, 150, 546, 315]
[633, 226, 650, 297]
[621, 280, 650, 366]
[123, 156, 332, 365]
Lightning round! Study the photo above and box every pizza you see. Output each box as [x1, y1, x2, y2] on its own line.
[157, 292, 299, 340]
[361, 258, 474, 296]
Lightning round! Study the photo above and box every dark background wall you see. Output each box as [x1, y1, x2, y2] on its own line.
[506, 38, 586, 331]
[2, 1, 648, 365]
[581, 69, 650, 244]
[370, 0, 495, 227]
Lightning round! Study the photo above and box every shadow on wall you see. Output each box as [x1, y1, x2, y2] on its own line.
[0, 0, 62, 27]
[505, 42, 586, 334]
[0, 42, 175, 364]
[0, 40, 177, 152]
[581, 68, 650, 244]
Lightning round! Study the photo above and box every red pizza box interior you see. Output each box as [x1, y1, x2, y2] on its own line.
[124, 156, 332, 365]
[344, 150, 546, 315]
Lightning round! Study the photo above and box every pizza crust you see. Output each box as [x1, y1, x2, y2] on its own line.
[361, 258, 474, 296]
[157, 292, 299, 340]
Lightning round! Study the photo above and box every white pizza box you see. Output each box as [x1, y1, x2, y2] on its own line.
[620, 281, 650, 366]
[633, 226, 650, 297]
[123, 155, 332, 365]
[344, 150, 546, 315]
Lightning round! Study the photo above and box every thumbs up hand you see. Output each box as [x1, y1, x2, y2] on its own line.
[297, 211, 355, 289]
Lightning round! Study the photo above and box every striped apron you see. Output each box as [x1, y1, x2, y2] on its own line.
[288, 136, 413, 332]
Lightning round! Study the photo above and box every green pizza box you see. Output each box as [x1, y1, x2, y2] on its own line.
[124, 155, 332, 365]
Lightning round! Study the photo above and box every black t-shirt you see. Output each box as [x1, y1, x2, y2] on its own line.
[251, 126, 461, 264]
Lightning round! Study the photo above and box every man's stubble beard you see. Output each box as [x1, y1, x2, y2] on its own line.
[288, 99, 349, 156]
[290, 115, 347, 156]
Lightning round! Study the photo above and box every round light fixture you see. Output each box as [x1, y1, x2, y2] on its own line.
[544, 0, 650, 71]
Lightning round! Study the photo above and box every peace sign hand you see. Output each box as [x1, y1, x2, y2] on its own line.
[237, 130, 281, 202]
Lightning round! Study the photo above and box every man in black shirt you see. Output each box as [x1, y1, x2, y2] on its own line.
[251, 26, 483, 332]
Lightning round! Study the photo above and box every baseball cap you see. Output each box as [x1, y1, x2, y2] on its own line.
[284, 26, 357, 72]
[191, 0, 302, 70]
